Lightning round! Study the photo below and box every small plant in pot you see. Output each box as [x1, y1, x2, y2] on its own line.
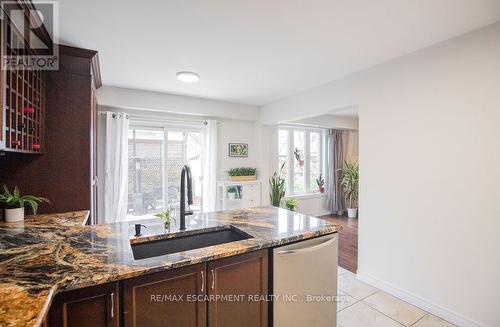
[285, 198, 298, 212]
[341, 161, 359, 218]
[0, 185, 49, 222]
[294, 148, 304, 166]
[316, 174, 325, 193]
[227, 186, 238, 200]
[154, 209, 176, 230]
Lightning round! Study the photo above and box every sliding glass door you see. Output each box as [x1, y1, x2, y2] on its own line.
[127, 125, 202, 220]
[166, 131, 202, 214]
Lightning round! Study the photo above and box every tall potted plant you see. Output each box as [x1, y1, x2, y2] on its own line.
[269, 161, 286, 207]
[0, 185, 49, 222]
[341, 161, 359, 218]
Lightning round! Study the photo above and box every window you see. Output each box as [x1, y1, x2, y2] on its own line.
[127, 124, 202, 220]
[278, 127, 326, 196]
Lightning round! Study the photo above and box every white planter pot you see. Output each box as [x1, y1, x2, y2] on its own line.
[5, 207, 25, 222]
[228, 193, 236, 200]
[347, 208, 357, 218]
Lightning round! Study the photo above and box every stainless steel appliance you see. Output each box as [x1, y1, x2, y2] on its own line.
[273, 233, 338, 326]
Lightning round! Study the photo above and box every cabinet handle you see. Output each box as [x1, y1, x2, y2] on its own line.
[211, 269, 215, 290]
[110, 292, 114, 318]
[201, 270, 204, 292]
[277, 236, 337, 255]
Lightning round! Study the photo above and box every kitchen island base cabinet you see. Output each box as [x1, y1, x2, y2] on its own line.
[123, 263, 206, 327]
[208, 250, 268, 327]
[122, 250, 268, 327]
[49, 282, 119, 327]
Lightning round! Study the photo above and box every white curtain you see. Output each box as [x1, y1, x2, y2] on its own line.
[202, 120, 218, 212]
[103, 112, 129, 223]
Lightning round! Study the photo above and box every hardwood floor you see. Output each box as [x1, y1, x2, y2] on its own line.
[319, 215, 358, 273]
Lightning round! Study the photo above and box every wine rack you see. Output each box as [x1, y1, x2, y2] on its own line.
[2, 16, 45, 153]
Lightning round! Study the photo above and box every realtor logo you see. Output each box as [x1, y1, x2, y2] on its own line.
[1, 1, 59, 70]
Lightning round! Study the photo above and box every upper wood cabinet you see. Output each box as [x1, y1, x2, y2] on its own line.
[0, 45, 102, 219]
[123, 263, 206, 327]
[49, 282, 119, 327]
[207, 250, 268, 327]
[0, 2, 101, 220]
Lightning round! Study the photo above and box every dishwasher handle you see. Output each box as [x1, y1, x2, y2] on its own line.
[277, 236, 336, 255]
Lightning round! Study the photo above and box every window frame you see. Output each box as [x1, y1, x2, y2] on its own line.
[278, 125, 327, 197]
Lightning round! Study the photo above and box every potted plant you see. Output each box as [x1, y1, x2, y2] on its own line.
[269, 161, 286, 207]
[154, 209, 176, 230]
[0, 185, 49, 222]
[227, 167, 257, 181]
[316, 174, 325, 193]
[285, 198, 298, 212]
[341, 161, 359, 218]
[294, 148, 304, 166]
[227, 186, 238, 200]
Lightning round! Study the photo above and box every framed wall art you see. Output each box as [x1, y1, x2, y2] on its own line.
[228, 143, 248, 157]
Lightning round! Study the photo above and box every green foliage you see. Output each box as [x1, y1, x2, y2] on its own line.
[227, 167, 257, 176]
[285, 198, 298, 211]
[294, 148, 303, 161]
[341, 161, 359, 208]
[269, 161, 286, 207]
[154, 209, 176, 227]
[227, 186, 238, 193]
[0, 184, 50, 215]
[316, 174, 325, 187]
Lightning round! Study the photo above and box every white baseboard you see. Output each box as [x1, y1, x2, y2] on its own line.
[357, 271, 483, 327]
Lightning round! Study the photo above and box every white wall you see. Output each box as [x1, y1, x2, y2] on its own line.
[217, 120, 259, 180]
[98, 86, 259, 121]
[260, 22, 500, 326]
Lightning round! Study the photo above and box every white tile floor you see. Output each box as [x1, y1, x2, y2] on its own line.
[336, 267, 456, 327]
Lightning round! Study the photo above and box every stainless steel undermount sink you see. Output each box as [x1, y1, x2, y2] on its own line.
[131, 226, 253, 260]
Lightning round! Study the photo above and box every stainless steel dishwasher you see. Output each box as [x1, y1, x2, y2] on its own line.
[273, 233, 338, 326]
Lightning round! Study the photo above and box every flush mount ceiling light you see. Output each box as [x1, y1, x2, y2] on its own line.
[176, 71, 200, 83]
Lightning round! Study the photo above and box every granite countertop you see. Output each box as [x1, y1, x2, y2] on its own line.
[0, 207, 340, 327]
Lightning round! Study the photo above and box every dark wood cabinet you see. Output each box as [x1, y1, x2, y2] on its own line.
[0, 45, 101, 218]
[49, 282, 119, 327]
[207, 250, 268, 327]
[49, 251, 269, 327]
[123, 263, 206, 327]
[0, 2, 102, 219]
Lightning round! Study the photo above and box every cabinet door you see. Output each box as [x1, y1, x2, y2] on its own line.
[123, 263, 206, 327]
[207, 250, 268, 327]
[0, 21, 4, 150]
[49, 282, 119, 327]
[241, 184, 261, 208]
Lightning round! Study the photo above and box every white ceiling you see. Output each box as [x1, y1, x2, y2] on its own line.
[55, 0, 500, 106]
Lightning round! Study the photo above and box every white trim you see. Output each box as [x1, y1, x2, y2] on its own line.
[357, 271, 484, 327]
[284, 192, 327, 200]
